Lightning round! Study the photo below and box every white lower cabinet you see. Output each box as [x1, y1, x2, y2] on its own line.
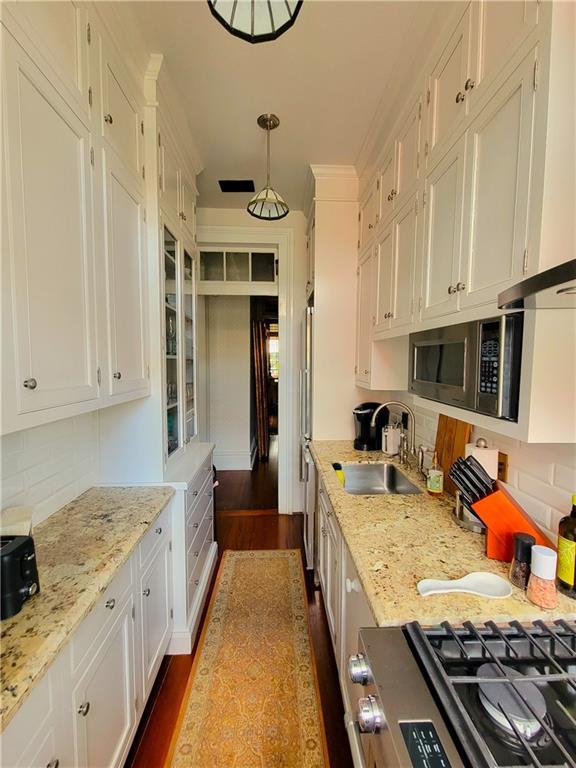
[0, 500, 177, 768]
[139, 533, 172, 700]
[318, 484, 341, 655]
[72, 595, 136, 768]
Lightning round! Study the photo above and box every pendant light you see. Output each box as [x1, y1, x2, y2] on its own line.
[247, 114, 289, 221]
[207, 0, 303, 45]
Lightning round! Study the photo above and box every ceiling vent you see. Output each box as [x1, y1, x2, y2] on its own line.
[218, 179, 255, 193]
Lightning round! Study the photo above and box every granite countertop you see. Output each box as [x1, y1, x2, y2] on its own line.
[311, 440, 576, 628]
[0, 485, 174, 731]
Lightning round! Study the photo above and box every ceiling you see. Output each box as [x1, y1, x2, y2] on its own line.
[114, 1, 451, 211]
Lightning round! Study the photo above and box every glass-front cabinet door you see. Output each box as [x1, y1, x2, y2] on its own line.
[183, 249, 196, 442]
[163, 227, 180, 457]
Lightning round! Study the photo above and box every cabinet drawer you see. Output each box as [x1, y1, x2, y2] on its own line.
[1, 667, 54, 767]
[186, 517, 211, 575]
[187, 525, 213, 615]
[70, 558, 132, 676]
[186, 459, 213, 513]
[139, 503, 171, 570]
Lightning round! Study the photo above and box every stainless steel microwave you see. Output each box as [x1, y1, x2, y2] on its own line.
[409, 314, 524, 421]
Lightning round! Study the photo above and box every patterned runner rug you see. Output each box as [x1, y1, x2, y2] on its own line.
[167, 550, 329, 767]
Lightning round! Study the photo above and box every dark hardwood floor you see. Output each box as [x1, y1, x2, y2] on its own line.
[126, 461, 352, 768]
[215, 435, 278, 511]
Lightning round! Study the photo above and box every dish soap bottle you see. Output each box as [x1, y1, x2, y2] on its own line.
[557, 493, 576, 599]
[427, 451, 444, 496]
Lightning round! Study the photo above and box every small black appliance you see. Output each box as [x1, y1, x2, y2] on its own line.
[1, 535, 40, 620]
[353, 402, 389, 451]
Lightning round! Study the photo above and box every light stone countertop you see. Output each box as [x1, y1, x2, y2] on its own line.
[311, 440, 576, 628]
[0, 485, 174, 731]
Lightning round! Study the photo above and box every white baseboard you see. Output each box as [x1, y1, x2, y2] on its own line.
[167, 542, 218, 655]
[213, 450, 253, 470]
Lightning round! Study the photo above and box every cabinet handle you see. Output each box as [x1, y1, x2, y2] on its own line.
[464, 78, 475, 91]
[193, 522, 199, 528]
[387, 189, 397, 202]
[364, 369, 369, 374]
[368, 223, 373, 230]
[105, 598, 116, 610]
[448, 285, 457, 295]
[78, 701, 90, 717]
[180, 211, 187, 222]
[193, 551, 199, 557]
[46, 760, 60, 768]
[456, 281, 466, 292]
[113, 371, 122, 379]
[142, 588, 151, 597]
[319, 487, 324, 495]
[194, 578, 200, 586]
[455, 91, 465, 104]
[321, 527, 327, 537]
[192, 490, 199, 497]
[104, 113, 113, 124]
[155, 527, 162, 534]
[23, 377, 38, 390]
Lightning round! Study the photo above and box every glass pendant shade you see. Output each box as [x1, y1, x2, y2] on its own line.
[207, 0, 303, 44]
[247, 114, 289, 221]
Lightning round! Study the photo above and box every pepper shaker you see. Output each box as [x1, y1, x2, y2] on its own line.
[509, 533, 535, 590]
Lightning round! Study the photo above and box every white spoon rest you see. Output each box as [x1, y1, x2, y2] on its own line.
[417, 571, 513, 599]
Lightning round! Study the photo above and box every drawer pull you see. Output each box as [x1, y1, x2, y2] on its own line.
[105, 598, 116, 610]
[78, 701, 90, 717]
[194, 551, 199, 557]
[104, 113, 113, 124]
[46, 760, 60, 768]
[155, 527, 162, 534]
[113, 371, 122, 379]
[23, 377, 38, 390]
[192, 521, 199, 529]
[455, 91, 465, 104]
[142, 588, 151, 597]
[192, 490, 199, 497]
[194, 578, 200, 586]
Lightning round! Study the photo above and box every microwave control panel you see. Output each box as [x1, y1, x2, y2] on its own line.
[479, 335, 500, 396]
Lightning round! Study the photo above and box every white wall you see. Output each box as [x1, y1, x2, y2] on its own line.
[1, 413, 99, 527]
[206, 296, 252, 469]
[358, 387, 576, 543]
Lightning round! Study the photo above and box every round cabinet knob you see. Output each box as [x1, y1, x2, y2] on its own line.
[78, 701, 90, 717]
[46, 760, 60, 768]
[348, 653, 372, 685]
[105, 598, 116, 610]
[464, 78, 476, 91]
[193, 522, 199, 529]
[194, 578, 200, 586]
[448, 285, 457, 295]
[192, 490, 199, 497]
[113, 371, 122, 379]
[193, 551, 199, 557]
[104, 113, 113, 124]
[357, 694, 385, 734]
[142, 588, 151, 597]
[368, 223, 374, 230]
[455, 91, 465, 104]
[155, 527, 162, 534]
[456, 281, 466, 292]
[23, 378, 38, 390]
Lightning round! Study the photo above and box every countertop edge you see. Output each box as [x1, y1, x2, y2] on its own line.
[0, 485, 175, 733]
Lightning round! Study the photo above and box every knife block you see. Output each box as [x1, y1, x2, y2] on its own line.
[471, 485, 554, 562]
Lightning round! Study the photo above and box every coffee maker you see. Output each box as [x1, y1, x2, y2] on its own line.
[353, 402, 389, 451]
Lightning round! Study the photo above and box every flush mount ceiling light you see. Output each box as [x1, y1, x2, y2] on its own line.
[247, 114, 289, 221]
[207, 0, 303, 45]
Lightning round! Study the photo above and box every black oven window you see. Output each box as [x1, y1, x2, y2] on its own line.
[415, 342, 465, 387]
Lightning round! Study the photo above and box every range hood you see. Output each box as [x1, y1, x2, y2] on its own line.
[498, 258, 576, 309]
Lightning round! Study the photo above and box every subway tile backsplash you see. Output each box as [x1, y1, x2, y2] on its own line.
[1, 413, 99, 527]
[409, 403, 576, 542]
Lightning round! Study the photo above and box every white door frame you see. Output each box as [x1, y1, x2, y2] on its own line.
[197, 225, 295, 515]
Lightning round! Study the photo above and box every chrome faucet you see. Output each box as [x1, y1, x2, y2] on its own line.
[370, 401, 417, 462]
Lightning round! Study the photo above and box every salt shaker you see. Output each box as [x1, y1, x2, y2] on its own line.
[527, 545, 558, 609]
[509, 533, 535, 590]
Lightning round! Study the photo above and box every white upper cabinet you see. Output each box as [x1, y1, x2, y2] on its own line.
[359, 182, 377, 250]
[2, 31, 98, 417]
[421, 135, 466, 321]
[104, 152, 149, 397]
[374, 225, 394, 333]
[378, 148, 396, 226]
[395, 98, 422, 208]
[460, 49, 537, 310]
[102, 45, 142, 180]
[179, 173, 196, 238]
[355, 250, 376, 384]
[391, 196, 419, 330]
[160, 132, 180, 223]
[472, 0, 539, 98]
[427, 6, 474, 164]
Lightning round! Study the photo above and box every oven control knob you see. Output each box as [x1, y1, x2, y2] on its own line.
[357, 694, 385, 734]
[348, 653, 372, 685]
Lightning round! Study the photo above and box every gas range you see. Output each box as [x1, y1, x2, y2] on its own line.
[350, 620, 576, 768]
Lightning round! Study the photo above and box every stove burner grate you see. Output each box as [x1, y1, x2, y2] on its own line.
[477, 662, 547, 739]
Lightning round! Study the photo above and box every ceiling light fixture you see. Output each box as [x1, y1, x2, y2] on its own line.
[207, 0, 303, 45]
[247, 114, 289, 221]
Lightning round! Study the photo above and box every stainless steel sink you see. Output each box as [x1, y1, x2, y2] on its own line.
[333, 462, 421, 495]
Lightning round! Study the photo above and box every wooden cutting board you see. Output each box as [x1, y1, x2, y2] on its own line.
[434, 415, 472, 497]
